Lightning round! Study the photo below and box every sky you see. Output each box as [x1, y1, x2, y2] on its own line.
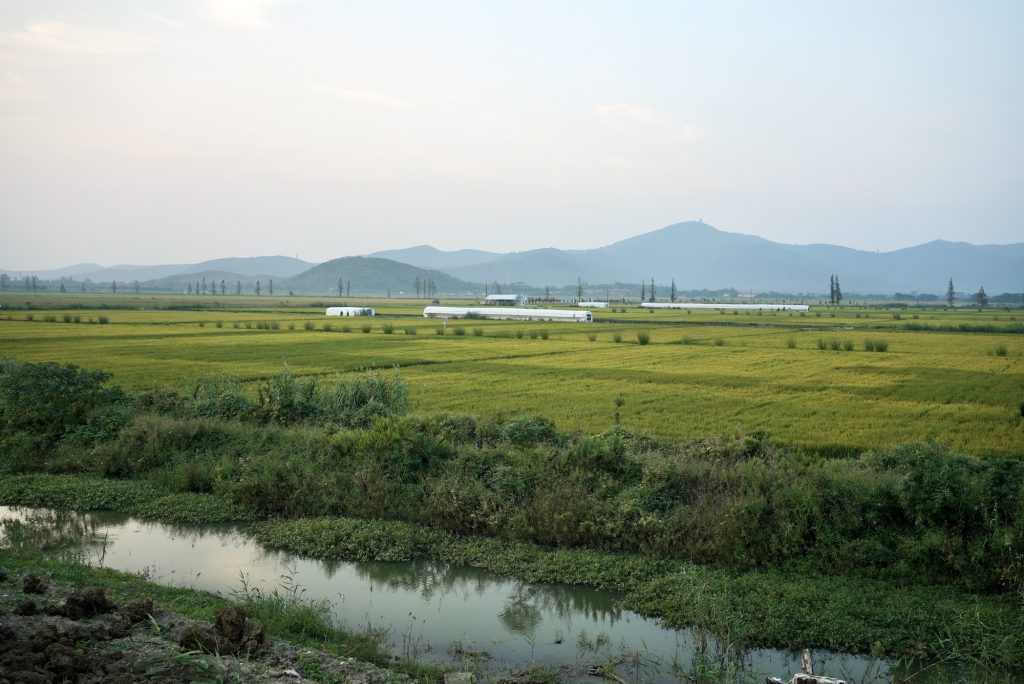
[1, 1, 1022, 269]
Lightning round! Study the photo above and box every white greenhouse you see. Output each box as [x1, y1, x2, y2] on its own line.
[640, 302, 809, 312]
[325, 307, 375, 317]
[423, 306, 593, 323]
[578, 301, 609, 308]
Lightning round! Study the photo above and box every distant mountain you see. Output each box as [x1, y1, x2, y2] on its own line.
[281, 256, 478, 296]
[2, 256, 317, 284]
[381, 222, 1022, 294]
[369, 245, 501, 271]
[142, 271, 263, 293]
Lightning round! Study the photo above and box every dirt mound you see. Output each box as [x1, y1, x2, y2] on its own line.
[178, 605, 266, 656]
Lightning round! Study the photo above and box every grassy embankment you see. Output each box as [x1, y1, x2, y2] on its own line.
[1, 293, 1022, 454]
[0, 357, 1022, 675]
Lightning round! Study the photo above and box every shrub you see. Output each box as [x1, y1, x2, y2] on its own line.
[994, 344, 1008, 357]
[613, 332, 622, 343]
[269, 321, 280, 330]
[587, 333, 597, 342]
[360, 323, 372, 333]
[636, 331, 651, 345]
[304, 321, 315, 331]
[197, 321, 206, 328]
[43, 314, 56, 323]
[529, 330, 539, 339]
[404, 327, 417, 335]
[25, 314, 34, 321]
[341, 325, 351, 333]
[864, 339, 875, 352]
[515, 329, 524, 339]
[472, 327, 483, 337]
[539, 330, 549, 340]
[786, 338, 797, 349]
[98, 315, 109, 324]
[322, 323, 333, 332]
[215, 321, 224, 328]
[62, 314, 72, 323]
[453, 326, 466, 336]
[818, 338, 827, 350]
[714, 338, 725, 347]
[382, 323, 394, 334]
[829, 339, 840, 351]
[435, 326, 445, 335]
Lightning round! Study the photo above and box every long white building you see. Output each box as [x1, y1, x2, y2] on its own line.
[423, 306, 592, 322]
[326, 307, 375, 316]
[641, 302, 809, 312]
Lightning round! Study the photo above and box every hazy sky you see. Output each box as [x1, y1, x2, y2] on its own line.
[2, 1, 1021, 269]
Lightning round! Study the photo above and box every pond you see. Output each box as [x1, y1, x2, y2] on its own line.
[0, 505, 892, 682]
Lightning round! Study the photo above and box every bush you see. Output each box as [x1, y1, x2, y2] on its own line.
[453, 326, 466, 336]
[62, 314, 72, 323]
[404, 327, 417, 335]
[613, 332, 622, 343]
[197, 321, 206, 328]
[382, 323, 394, 334]
[98, 315, 109, 324]
[322, 323, 333, 332]
[539, 330, 549, 340]
[587, 333, 597, 342]
[817, 338, 827, 350]
[515, 329, 524, 339]
[341, 325, 351, 333]
[786, 338, 797, 349]
[215, 321, 224, 328]
[636, 331, 651, 345]
[714, 338, 725, 347]
[304, 321, 315, 331]
[360, 323, 372, 333]
[829, 339, 840, 351]
[994, 344, 1008, 357]
[472, 327, 483, 337]
[844, 340, 854, 352]
[435, 326, 445, 335]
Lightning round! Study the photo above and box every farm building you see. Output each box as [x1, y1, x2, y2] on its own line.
[325, 307, 375, 316]
[485, 294, 527, 306]
[641, 302, 808, 312]
[423, 306, 592, 323]
[578, 301, 609, 308]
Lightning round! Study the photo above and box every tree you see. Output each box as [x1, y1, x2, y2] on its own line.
[0, 274, 8, 290]
[236, 281, 241, 296]
[255, 280, 261, 296]
[111, 280, 117, 294]
[414, 276, 421, 298]
[649, 277, 656, 303]
[577, 277, 583, 302]
[220, 280, 226, 295]
[641, 281, 645, 301]
[59, 282, 66, 293]
[187, 282, 192, 295]
[834, 276, 842, 305]
[946, 278, 955, 307]
[269, 279, 273, 296]
[346, 280, 350, 296]
[975, 286, 987, 308]
[670, 278, 677, 303]
[201, 276, 207, 295]
[829, 275, 835, 305]
[81, 281, 86, 293]
[544, 285, 550, 301]
[195, 280, 200, 296]
[133, 280, 140, 295]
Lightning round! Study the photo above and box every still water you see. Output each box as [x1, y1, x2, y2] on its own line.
[1, 505, 890, 682]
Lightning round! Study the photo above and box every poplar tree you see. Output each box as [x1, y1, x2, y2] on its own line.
[946, 278, 955, 307]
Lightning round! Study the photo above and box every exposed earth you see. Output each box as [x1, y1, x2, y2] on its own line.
[0, 568, 410, 684]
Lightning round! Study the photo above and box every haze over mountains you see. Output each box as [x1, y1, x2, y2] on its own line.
[371, 222, 1023, 295]
[4, 223, 1021, 296]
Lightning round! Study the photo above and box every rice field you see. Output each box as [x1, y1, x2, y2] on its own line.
[2, 293, 1022, 455]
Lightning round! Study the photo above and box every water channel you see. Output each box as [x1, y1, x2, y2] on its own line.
[1, 505, 895, 682]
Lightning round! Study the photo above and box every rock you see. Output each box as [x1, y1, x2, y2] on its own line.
[179, 624, 221, 654]
[283, 669, 301, 678]
[60, 587, 115, 619]
[214, 606, 248, 646]
[21, 573, 46, 595]
[240, 615, 266, 655]
[14, 600, 37, 616]
[118, 597, 154, 625]
[445, 672, 477, 684]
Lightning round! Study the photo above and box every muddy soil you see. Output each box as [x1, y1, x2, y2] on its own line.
[0, 569, 411, 683]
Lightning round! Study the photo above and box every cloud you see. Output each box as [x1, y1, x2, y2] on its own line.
[201, 0, 283, 31]
[0, 21, 150, 56]
[0, 72, 48, 103]
[594, 102, 667, 127]
[308, 83, 408, 108]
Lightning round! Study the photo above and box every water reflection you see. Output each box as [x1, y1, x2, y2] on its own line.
[0, 505, 895, 683]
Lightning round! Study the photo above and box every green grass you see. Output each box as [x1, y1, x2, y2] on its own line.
[1, 294, 1022, 454]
